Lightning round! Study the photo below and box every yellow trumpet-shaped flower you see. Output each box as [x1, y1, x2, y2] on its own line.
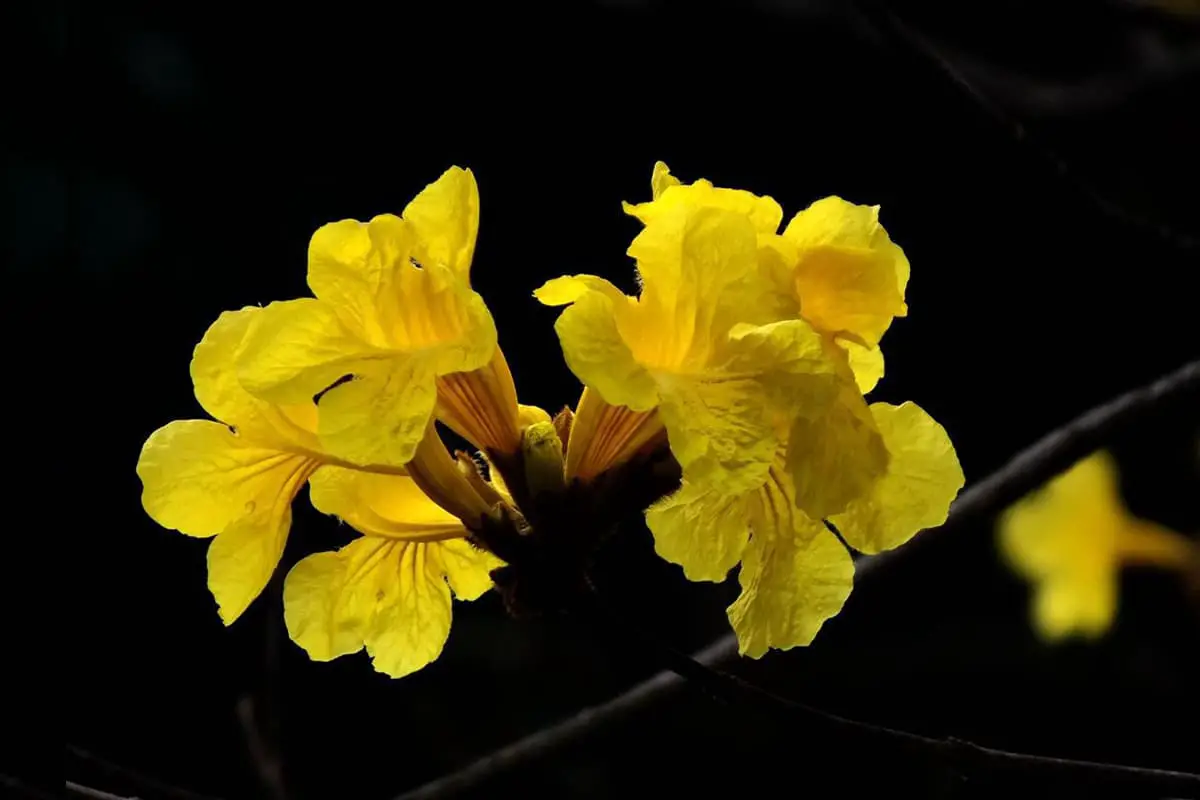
[286, 427, 503, 678]
[136, 306, 391, 624]
[624, 163, 920, 520]
[1000, 451, 1197, 641]
[649, 402, 962, 655]
[546, 163, 963, 654]
[537, 185, 838, 495]
[236, 166, 520, 468]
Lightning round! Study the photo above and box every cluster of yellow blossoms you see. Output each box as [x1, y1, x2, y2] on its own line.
[138, 163, 965, 677]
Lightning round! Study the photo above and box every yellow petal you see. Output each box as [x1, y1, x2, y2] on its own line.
[783, 197, 909, 346]
[307, 215, 410, 341]
[316, 360, 439, 467]
[534, 274, 604, 306]
[206, 459, 318, 624]
[785, 378, 889, 519]
[385, 260, 498, 371]
[365, 540, 454, 678]
[627, 207, 764, 368]
[283, 534, 439, 681]
[625, 176, 784, 238]
[637, 212, 809, 493]
[137, 420, 313, 538]
[650, 160, 680, 200]
[727, 469, 855, 656]
[1032, 572, 1116, 640]
[645, 482, 750, 581]
[208, 515, 282, 624]
[237, 298, 383, 406]
[656, 372, 775, 495]
[191, 307, 268, 432]
[404, 166, 480, 283]
[725, 318, 837, 411]
[999, 452, 1123, 581]
[537, 275, 659, 411]
[308, 212, 495, 361]
[656, 318, 835, 495]
[282, 548, 365, 662]
[191, 307, 320, 444]
[309, 465, 466, 540]
[437, 538, 501, 600]
[285, 536, 471, 677]
[838, 336, 885, 394]
[998, 451, 1131, 639]
[830, 402, 964, 555]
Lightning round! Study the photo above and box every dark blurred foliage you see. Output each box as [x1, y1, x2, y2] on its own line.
[31, 0, 1200, 797]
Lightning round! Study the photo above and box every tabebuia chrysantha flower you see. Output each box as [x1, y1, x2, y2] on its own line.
[139, 162, 964, 676]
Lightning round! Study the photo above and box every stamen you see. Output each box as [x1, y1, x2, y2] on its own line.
[406, 423, 493, 526]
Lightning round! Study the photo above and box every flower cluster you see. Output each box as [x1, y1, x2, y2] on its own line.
[138, 163, 964, 677]
[539, 163, 964, 655]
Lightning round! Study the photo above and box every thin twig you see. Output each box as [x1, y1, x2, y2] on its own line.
[237, 571, 290, 800]
[65, 745, 224, 800]
[849, 2, 1200, 253]
[394, 359, 1200, 799]
[65, 780, 138, 800]
[389, 634, 736, 800]
[596, 600, 1199, 795]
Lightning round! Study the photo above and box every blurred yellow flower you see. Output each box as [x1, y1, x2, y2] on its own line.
[1000, 451, 1197, 641]
[236, 167, 521, 468]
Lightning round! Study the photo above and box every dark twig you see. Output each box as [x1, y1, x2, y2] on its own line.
[65, 780, 137, 800]
[394, 360, 1200, 799]
[931, 359, 1199, 535]
[237, 572, 290, 800]
[594, 598, 1199, 795]
[850, 2, 1200, 253]
[935, 34, 1200, 117]
[390, 635, 736, 800]
[65, 745, 224, 800]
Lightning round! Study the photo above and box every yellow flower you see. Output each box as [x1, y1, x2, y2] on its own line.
[1000, 451, 1197, 641]
[236, 166, 520, 468]
[536, 175, 838, 495]
[628, 163, 916, 520]
[137, 306, 386, 624]
[285, 427, 503, 678]
[545, 163, 963, 655]
[650, 402, 962, 656]
[139, 307, 507, 675]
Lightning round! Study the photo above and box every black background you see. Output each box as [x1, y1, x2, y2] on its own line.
[41, 1, 1200, 797]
